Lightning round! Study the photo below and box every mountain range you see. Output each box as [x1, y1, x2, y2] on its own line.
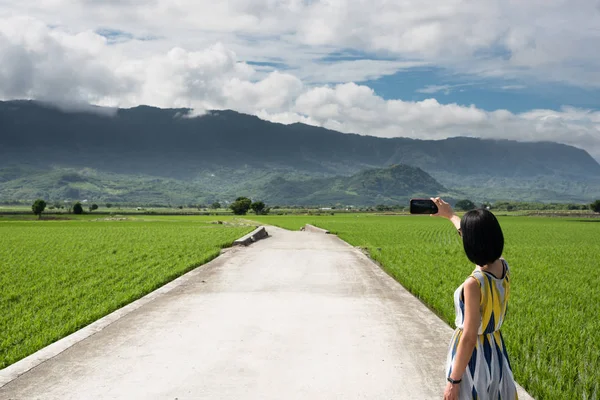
[1, 100, 599, 205]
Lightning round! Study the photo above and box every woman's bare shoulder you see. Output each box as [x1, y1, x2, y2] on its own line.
[464, 276, 480, 289]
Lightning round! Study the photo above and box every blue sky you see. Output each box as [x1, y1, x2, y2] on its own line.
[365, 68, 600, 113]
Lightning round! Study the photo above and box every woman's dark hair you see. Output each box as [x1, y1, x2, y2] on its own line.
[460, 209, 504, 266]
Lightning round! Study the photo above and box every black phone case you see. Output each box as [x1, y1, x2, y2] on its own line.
[410, 199, 439, 214]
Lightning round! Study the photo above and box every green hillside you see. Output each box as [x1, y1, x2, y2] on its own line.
[261, 164, 449, 205]
[2, 100, 600, 204]
[0, 164, 451, 206]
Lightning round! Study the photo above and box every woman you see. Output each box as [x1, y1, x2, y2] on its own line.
[431, 198, 518, 400]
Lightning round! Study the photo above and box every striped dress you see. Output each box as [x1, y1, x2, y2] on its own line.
[445, 259, 518, 400]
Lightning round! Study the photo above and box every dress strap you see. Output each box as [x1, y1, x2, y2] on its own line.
[500, 258, 510, 281]
[469, 269, 485, 283]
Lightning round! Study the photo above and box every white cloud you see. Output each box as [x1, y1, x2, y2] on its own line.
[417, 83, 476, 95]
[501, 85, 527, 90]
[416, 85, 453, 95]
[222, 71, 303, 112]
[0, 17, 300, 112]
[294, 59, 429, 84]
[0, 16, 126, 104]
[4, 0, 600, 88]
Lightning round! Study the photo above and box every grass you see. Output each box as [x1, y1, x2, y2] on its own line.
[248, 214, 599, 400]
[0, 218, 253, 369]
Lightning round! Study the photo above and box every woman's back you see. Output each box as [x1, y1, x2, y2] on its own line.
[446, 259, 518, 399]
[455, 259, 510, 334]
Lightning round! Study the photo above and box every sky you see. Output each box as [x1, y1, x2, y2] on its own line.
[1, 1, 600, 160]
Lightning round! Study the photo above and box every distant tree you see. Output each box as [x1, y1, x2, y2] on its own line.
[89, 204, 98, 212]
[251, 201, 267, 215]
[591, 200, 600, 213]
[32, 199, 47, 219]
[106, 203, 113, 208]
[455, 199, 476, 211]
[73, 202, 83, 215]
[480, 202, 492, 210]
[211, 202, 221, 209]
[230, 197, 252, 215]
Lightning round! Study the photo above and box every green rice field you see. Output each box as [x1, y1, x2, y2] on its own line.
[1, 213, 598, 399]
[248, 214, 600, 400]
[0, 217, 252, 369]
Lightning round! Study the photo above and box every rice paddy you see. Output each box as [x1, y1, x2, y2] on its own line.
[0, 217, 252, 369]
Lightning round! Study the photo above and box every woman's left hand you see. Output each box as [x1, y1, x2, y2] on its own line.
[443, 382, 460, 400]
[431, 197, 455, 219]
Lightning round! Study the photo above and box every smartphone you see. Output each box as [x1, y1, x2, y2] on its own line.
[409, 198, 438, 214]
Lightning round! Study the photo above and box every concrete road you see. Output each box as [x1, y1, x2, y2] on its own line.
[0, 227, 533, 399]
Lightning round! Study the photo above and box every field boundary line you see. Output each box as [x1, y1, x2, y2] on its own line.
[0, 232, 256, 388]
[302, 224, 330, 234]
[233, 226, 268, 246]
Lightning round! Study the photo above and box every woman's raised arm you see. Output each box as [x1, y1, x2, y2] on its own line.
[431, 197, 462, 233]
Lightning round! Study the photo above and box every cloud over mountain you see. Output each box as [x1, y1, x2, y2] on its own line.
[0, 2, 599, 159]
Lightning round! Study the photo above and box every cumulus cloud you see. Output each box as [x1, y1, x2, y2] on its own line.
[0, 16, 300, 113]
[6, 0, 600, 87]
[0, 16, 128, 105]
[264, 83, 600, 160]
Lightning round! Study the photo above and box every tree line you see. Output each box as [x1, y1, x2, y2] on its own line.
[30, 197, 271, 218]
[27, 198, 600, 219]
[442, 199, 600, 212]
[31, 200, 97, 218]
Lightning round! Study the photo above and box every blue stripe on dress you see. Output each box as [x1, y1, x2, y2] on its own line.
[487, 275, 494, 302]
[494, 339, 504, 381]
[451, 332, 460, 358]
[500, 330, 513, 371]
[483, 335, 493, 375]
[469, 347, 478, 376]
[484, 312, 496, 334]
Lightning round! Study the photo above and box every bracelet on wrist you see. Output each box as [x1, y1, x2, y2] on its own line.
[447, 376, 462, 385]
